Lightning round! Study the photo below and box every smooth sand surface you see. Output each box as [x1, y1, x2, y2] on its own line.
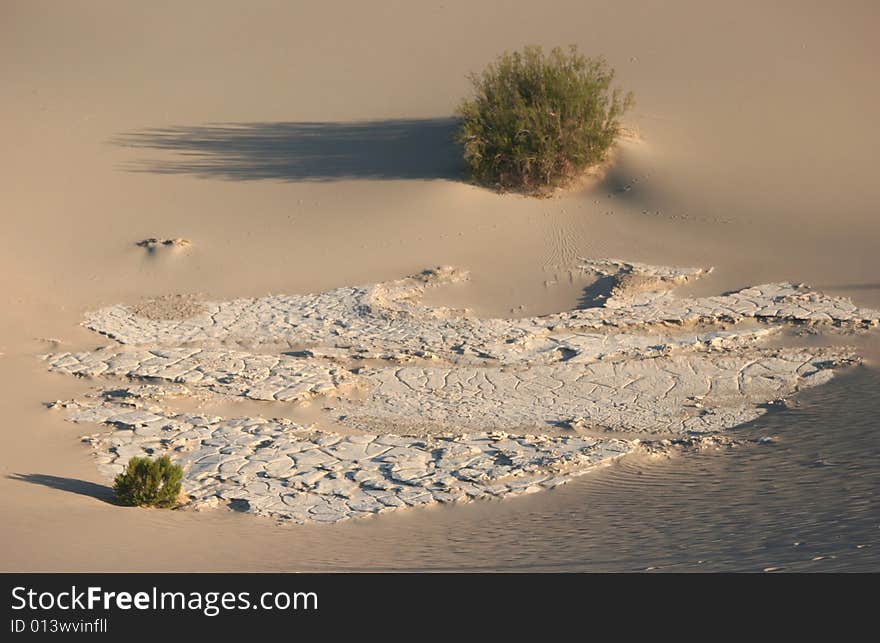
[2, 0, 879, 570]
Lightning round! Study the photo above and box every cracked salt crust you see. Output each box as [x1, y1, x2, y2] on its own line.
[44, 259, 880, 523]
[62, 394, 630, 523]
[345, 348, 852, 434]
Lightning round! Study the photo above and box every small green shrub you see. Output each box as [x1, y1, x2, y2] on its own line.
[456, 45, 634, 194]
[113, 455, 183, 508]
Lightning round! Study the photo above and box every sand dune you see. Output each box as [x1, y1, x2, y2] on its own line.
[2, 0, 878, 570]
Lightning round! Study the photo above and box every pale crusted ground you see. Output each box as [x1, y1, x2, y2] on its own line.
[79, 259, 878, 358]
[43, 259, 879, 524]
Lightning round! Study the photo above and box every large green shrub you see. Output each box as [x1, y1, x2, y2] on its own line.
[113, 455, 183, 508]
[456, 45, 633, 194]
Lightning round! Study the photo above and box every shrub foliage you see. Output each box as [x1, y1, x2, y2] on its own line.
[113, 455, 183, 508]
[456, 45, 633, 193]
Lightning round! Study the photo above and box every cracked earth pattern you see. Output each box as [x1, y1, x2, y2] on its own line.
[44, 259, 879, 523]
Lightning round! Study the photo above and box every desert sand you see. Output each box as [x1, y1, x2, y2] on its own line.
[2, 0, 879, 570]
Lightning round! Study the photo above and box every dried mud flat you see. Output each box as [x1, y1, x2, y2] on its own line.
[43, 259, 880, 524]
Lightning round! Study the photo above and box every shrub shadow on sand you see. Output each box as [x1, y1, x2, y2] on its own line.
[9, 473, 116, 504]
[114, 118, 464, 182]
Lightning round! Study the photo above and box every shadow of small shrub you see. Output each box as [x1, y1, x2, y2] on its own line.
[113, 455, 183, 508]
[456, 45, 633, 194]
